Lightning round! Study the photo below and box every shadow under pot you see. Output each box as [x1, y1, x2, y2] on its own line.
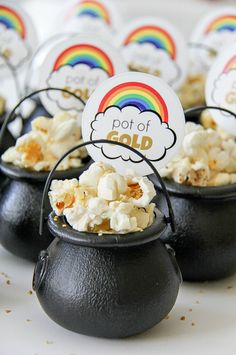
[33, 211, 181, 338]
[0, 162, 90, 262]
[154, 180, 236, 282]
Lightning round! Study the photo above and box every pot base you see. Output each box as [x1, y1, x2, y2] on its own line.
[35, 237, 181, 338]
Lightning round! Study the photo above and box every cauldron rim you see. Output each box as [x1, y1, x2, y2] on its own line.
[152, 176, 236, 200]
[0, 158, 91, 182]
[47, 210, 166, 248]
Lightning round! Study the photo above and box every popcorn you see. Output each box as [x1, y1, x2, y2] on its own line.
[127, 176, 156, 208]
[49, 179, 79, 215]
[79, 161, 115, 188]
[97, 173, 127, 201]
[178, 74, 206, 109]
[2, 111, 87, 171]
[49, 162, 157, 234]
[160, 121, 236, 187]
[0, 96, 6, 115]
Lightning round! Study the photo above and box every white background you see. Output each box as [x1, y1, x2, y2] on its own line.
[1, 1, 236, 355]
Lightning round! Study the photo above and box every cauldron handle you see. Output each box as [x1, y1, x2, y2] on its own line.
[185, 105, 236, 121]
[187, 42, 217, 57]
[39, 139, 176, 235]
[0, 87, 85, 149]
[32, 250, 49, 291]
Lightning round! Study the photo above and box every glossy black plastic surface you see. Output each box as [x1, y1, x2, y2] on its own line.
[152, 178, 236, 281]
[0, 161, 90, 262]
[33, 212, 181, 338]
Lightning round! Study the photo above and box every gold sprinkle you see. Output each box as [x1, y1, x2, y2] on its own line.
[165, 315, 170, 320]
[191, 322, 196, 326]
[27, 290, 33, 295]
[6, 280, 11, 285]
[227, 286, 233, 290]
[189, 308, 193, 312]
[62, 224, 67, 228]
[26, 319, 32, 322]
[53, 216, 58, 222]
[5, 310, 11, 314]
[180, 316, 186, 321]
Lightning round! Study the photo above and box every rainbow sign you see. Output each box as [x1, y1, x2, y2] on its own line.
[124, 25, 176, 59]
[68, 0, 110, 24]
[53, 44, 114, 76]
[98, 81, 169, 122]
[223, 55, 236, 73]
[205, 15, 236, 34]
[0, 5, 26, 39]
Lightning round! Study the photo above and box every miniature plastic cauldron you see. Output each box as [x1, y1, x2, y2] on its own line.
[152, 106, 236, 282]
[0, 88, 89, 262]
[33, 140, 182, 338]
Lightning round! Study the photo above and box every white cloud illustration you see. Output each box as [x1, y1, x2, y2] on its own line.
[0, 24, 30, 69]
[91, 105, 176, 162]
[199, 31, 236, 70]
[46, 63, 109, 111]
[211, 70, 236, 114]
[122, 42, 180, 86]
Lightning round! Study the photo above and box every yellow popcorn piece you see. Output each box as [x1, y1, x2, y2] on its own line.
[49, 162, 156, 234]
[2, 111, 87, 171]
[160, 121, 236, 187]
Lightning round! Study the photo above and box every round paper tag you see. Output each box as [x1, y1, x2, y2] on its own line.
[39, 35, 127, 116]
[116, 17, 188, 91]
[206, 46, 236, 135]
[82, 72, 185, 175]
[58, 0, 122, 40]
[190, 7, 236, 72]
[0, 0, 38, 75]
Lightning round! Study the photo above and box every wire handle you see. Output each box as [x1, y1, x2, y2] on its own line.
[0, 87, 86, 148]
[184, 105, 236, 120]
[188, 42, 217, 57]
[39, 139, 176, 236]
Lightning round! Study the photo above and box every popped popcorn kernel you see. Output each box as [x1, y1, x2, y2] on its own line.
[2, 111, 87, 171]
[178, 74, 206, 109]
[49, 162, 157, 234]
[160, 121, 236, 187]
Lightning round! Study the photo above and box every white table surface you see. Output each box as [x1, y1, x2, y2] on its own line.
[1, 245, 236, 355]
[1, 1, 236, 354]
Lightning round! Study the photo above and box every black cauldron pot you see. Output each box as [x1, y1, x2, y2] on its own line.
[154, 181, 236, 282]
[33, 140, 181, 338]
[0, 162, 90, 262]
[151, 106, 236, 282]
[0, 88, 88, 261]
[33, 212, 181, 338]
